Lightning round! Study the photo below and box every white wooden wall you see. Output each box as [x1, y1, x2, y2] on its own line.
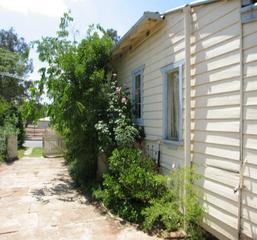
[241, 19, 257, 240]
[191, 1, 241, 239]
[114, 0, 257, 239]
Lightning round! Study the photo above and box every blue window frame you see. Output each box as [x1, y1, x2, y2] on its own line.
[241, 0, 257, 23]
[132, 65, 144, 125]
[161, 62, 183, 144]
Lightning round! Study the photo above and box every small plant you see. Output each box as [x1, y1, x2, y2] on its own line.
[142, 167, 204, 239]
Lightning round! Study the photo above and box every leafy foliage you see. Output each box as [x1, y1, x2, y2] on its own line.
[93, 147, 203, 238]
[0, 97, 20, 161]
[0, 28, 33, 102]
[18, 81, 48, 125]
[0, 28, 32, 151]
[95, 79, 139, 154]
[93, 147, 166, 222]
[0, 27, 33, 76]
[34, 13, 116, 184]
[143, 168, 204, 239]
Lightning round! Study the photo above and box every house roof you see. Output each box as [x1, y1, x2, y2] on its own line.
[112, 11, 164, 58]
[163, 0, 219, 15]
[112, 0, 220, 58]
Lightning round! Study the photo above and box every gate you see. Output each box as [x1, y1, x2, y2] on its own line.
[42, 129, 65, 157]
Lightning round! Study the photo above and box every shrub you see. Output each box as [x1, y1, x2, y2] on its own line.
[0, 98, 25, 148]
[6, 105, 25, 147]
[142, 168, 204, 239]
[93, 147, 167, 223]
[0, 98, 20, 162]
[93, 147, 204, 238]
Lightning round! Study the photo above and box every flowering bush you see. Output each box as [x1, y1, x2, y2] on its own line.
[95, 78, 139, 154]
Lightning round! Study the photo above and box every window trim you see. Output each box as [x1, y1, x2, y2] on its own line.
[132, 65, 144, 125]
[241, 0, 257, 23]
[161, 61, 183, 145]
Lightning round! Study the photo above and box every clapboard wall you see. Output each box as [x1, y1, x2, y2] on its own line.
[113, 0, 257, 239]
[190, 1, 241, 239]
[241, 18, 257, 239]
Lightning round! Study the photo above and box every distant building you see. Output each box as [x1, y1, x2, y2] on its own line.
[37, 117, 50, 129]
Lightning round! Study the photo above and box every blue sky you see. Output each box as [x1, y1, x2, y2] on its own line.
[0, 0, 190, 80]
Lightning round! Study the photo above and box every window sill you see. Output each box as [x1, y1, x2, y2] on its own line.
[161, 139, 183, 149]
[134, 119, 144, 126]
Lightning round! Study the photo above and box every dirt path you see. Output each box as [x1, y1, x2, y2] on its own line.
[0, 157, 159, 240]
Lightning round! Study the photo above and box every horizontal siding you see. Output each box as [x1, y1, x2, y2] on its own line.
[191, 1, 241, 239]
[241, 17, 257, 240]
[192, 130, 240, 147]
[194, 152, 240, 173]
[191, 91, 240, 108]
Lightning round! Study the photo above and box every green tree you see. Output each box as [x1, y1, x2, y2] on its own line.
[34, 13, 114, 184]
[0, 28, 33, 101]
[0, 28, 33, 147]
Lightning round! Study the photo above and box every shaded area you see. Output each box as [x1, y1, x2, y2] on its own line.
[31, 172, 81, 203]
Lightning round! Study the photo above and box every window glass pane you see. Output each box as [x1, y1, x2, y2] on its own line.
[167, 69, 179, 140]
[241, 0, 257, 7]
[135, 74, 141, 119]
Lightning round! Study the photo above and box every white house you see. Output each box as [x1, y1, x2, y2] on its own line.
[37, 117, 50, 129]
[112, 0, 257, 239]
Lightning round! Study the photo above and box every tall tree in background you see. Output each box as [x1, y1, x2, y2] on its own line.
[0, 28, 33, 102]
[0, 28, 33, 147]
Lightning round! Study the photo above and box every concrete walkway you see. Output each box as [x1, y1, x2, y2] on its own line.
[0, 157, 160, 240]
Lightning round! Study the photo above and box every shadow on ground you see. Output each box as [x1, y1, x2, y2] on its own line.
[30, 172, 86, 204]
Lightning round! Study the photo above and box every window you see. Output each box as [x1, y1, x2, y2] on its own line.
[241, 0, 257, 7]
[161, 63, 183, 144]
[241, 0, 257, 23]
[134, 74, 142, 119]
[132, 65, 144, 125]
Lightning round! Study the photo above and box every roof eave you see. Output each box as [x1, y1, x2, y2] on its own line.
[112, 0, 221, 58]
[112, 11, 163, 56]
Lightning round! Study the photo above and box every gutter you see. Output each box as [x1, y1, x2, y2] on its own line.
[163, 0, 219, 15]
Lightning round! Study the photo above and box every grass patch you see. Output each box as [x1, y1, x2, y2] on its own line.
[30, 147, 43, 157]
[18, 146, 28, 159]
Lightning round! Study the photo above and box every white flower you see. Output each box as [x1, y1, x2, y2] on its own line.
[121, 97, 127, 105]
[116, 87, 121, 94]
